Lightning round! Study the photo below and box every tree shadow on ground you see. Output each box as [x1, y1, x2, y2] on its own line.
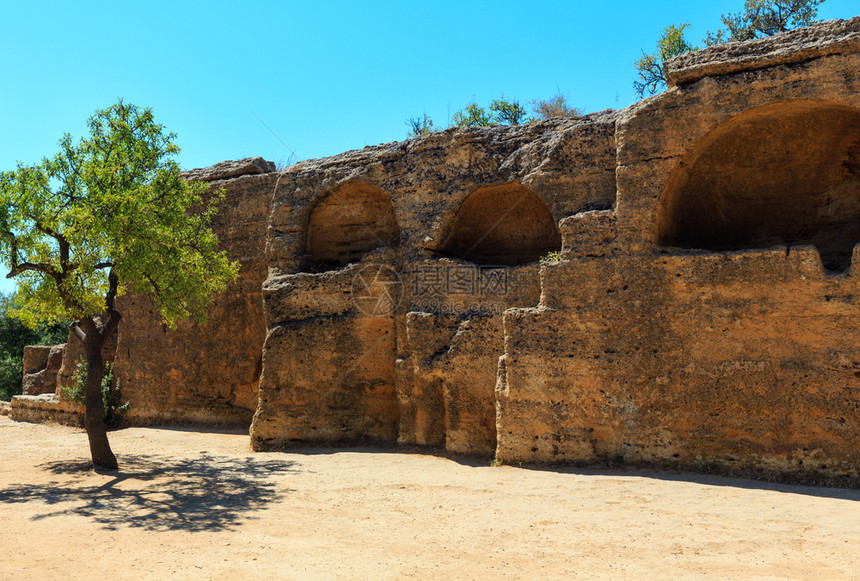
[0, 453, 298, 532]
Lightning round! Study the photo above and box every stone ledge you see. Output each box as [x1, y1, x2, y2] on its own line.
[10, 394, 84, 427]
[666, 16, 860, 87]
[182, 157, 276, 182]
[560, 210, 618, 258]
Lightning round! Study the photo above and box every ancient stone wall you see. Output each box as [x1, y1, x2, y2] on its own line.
[21, 344, 64, 396]
[110, 159, 274, 426]
[13, 17, 860, 482]
[499, 248, 859, 477]
[496, 18, 860, 479]
[250, 17, 860, 482]
[250, 114, 618, 451]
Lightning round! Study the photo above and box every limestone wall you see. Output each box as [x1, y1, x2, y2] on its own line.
[498, 248, 859, 478]
[110, 159, 274, 426]
[13, 17, 859, 482]
[250, 17, 860, 482]
[250, 115, 617, 451]
[21, 344, 64, 396]
[496, 18, 860, 479]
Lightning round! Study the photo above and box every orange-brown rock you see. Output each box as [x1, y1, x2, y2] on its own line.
[250, 112, 613, 451]
[493, 18, 860, 480]
[250, 18, 859, 482]
[12, 20, 860, 484]
[102, 160, 274, 426]
[21, 344, 64, 396]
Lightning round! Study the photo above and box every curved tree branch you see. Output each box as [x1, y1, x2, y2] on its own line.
[7, 261, 59, 278]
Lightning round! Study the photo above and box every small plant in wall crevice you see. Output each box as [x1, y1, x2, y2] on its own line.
[540, 251, 562, 264]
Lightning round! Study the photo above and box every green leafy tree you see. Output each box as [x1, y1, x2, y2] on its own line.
[634, 23, 697, 98]
[530, 92, 584, 119]
[0, 100, 239, 469]
[406, 113, 435, 136]
[489, 97, 529, 125]
[451, 101, 494, 127]
[704, 0, 823, 45]
[0, 293, 67, 401]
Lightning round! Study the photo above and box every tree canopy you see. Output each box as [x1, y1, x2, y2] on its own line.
[0, 101, 238, 327]
[0, 100, 238, 468]
[451, 100, 495, 127]
[704, 0, 824, 44]
[634, 0, 825, 99]
[633, 23, 697, 99]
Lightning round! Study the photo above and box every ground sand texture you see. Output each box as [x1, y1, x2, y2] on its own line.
[1, 416, 858, 580]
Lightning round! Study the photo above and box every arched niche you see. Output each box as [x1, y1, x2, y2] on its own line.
[305, 182, 400, 269]
[657, 101, 860, 273]
[438, 182, 561, 265]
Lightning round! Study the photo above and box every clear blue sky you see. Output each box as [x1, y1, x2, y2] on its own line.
[1, 0, 857, 295]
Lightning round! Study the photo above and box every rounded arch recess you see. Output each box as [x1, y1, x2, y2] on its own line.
[657, 100, 860, 272]
[305, 182, 400, 269]
[437, 182, 561, 265]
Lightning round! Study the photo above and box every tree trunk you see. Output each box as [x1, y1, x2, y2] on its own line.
[83, 338, 117, 470]
[72, 314, 119, 470]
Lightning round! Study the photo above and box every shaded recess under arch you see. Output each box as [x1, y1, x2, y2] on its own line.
[657, 101, 860, 272]
[305, 182, 400, 269]
[437, 182, 561, 265]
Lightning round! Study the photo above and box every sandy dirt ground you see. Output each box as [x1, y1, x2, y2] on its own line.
[0, 417, 858, 580]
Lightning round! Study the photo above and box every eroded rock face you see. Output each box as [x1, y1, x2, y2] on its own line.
[437, 182, 561, 265]
[499, 247, 859, 479]
[657, 101, 860, 272]
[15, 18, 859, 482]
[21, 344, 64, 396]
[181, 157, 276, 182]
[111, 171, 275, 426]
[249, 17, 859, 481]
[490, 18, 859, 480]
[305, 182, 400, 268]
[250, 114, 616, 451]
[666, 16, 860, 86]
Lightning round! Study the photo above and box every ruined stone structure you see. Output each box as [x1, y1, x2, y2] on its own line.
[11, 18, 860, 481]
[21, 344, 64, 396]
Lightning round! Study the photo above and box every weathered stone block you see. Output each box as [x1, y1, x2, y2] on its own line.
[251, 313, 398, 449]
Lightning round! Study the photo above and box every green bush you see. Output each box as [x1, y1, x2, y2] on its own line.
[540, 251, 562, 263]
[489, 97, 529, 125]
[62, 357, 129, 428]
[0, 354, 23, 401]
[451, 101, 494, 127]
[0, 293, 68, 401]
